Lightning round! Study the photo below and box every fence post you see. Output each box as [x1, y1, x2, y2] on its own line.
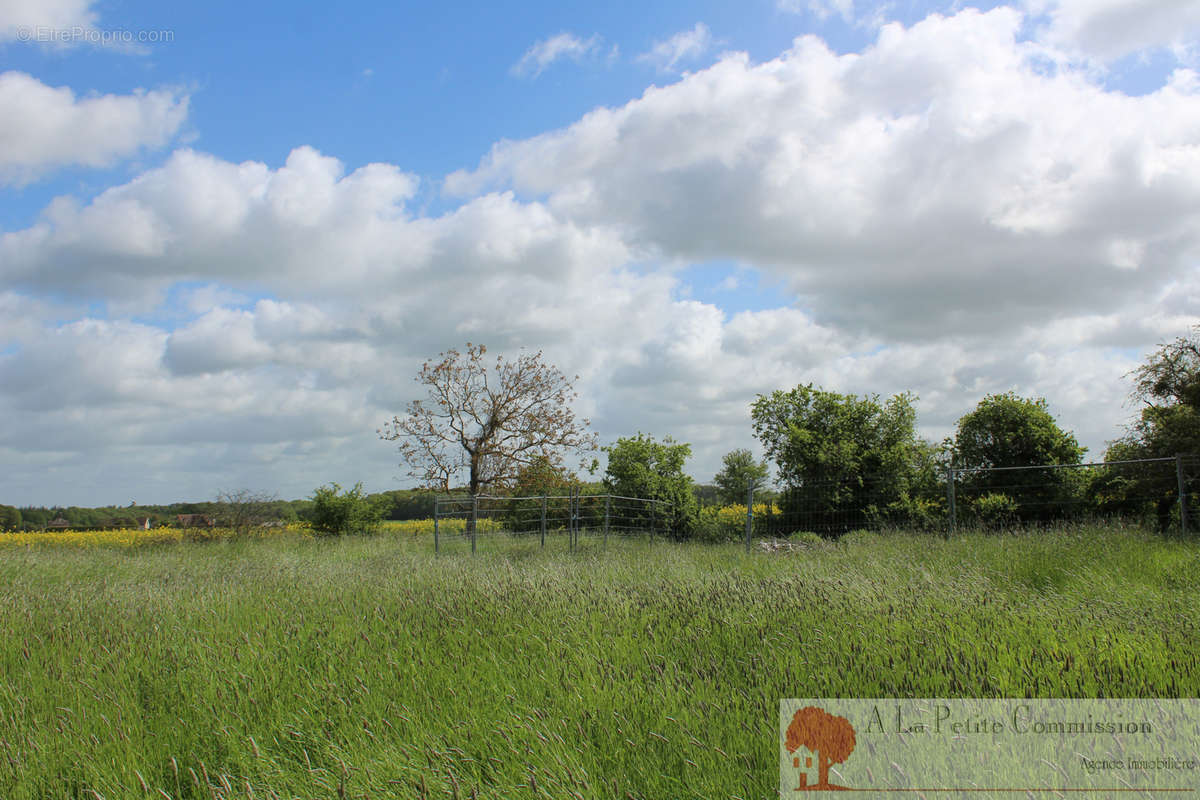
[540, 494, 547, 549]
[946, 466, 957, 538]
[433, 497, 440, 555]
[1178, 454, 1189, 537]
[650, 500, 656, 546]
[745, 480, 754, 553]
[604, 494, 610, 549]
[470, 494, 478, 556]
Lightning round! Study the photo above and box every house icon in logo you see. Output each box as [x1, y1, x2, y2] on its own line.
[785, 706, 856, 791]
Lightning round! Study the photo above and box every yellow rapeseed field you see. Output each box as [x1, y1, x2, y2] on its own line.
[380, 518, 503, 536]
[705, 502, 781, 524]
[2, 508, 754, 549]
[0, 523, 310, 549]
[0, 519, 512, 549]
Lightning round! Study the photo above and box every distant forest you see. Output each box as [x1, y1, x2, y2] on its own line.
[3, 484, 734, 532]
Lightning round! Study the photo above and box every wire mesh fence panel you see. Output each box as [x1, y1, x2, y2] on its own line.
[1184, 454, 1200, 535]
[593, 495, 669, 539]
[432, 493, 672, 553]
[952, 457, 1191, 533]
[751, 455, 1197, 541]
[429, 457, 1197, 552]
[759, 474, 949, 539]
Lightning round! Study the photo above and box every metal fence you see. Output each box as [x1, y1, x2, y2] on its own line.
[745, 454, 1197, 545]
[429, 456, 1196, 554]
[947, 455, 1196, 535]
[432, 490, 672, 554]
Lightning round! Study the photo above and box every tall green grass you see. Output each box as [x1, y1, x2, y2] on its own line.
[1, 525, 1197, 799]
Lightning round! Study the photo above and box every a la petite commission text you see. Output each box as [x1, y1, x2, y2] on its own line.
[867, 704, 1153, 736]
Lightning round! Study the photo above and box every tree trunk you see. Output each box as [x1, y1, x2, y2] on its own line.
[467, 468, 479, 539]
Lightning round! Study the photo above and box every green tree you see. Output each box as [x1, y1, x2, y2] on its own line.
[712, 448, 770, 505]
[1097, 328, 1200, 530]
[1132, 326, 1200, 411]
[19, 507, 51, 529]
[366, 489, 437, 521]
[509, 455, 577, 496]
[502, 456, 579, 532]
[309, 483, 381, 536]
[602, 434, 698, 540]
[952, 392, 1086, 524]
[750, 385, 934, 536]
[953, 392, 1085, 470]
[1120, 327, 1200, 458]
[0, 505, 20, 531]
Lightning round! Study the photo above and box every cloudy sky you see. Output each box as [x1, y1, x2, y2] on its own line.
[2, 0, 1198, 507]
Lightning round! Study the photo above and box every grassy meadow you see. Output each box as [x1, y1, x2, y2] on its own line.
[1, 524, 1198, 799]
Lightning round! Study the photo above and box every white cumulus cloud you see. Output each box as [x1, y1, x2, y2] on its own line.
[0, 72, 189, 185]
[452, 8, 1200, 340]
[1030, 0, 1200, 63]
[3, 5, 1199, 505]
[0, 0, 98, 42]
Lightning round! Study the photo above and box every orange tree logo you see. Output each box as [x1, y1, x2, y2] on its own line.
[784, 706, 856, 790]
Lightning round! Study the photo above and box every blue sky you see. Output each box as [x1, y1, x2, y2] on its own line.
[1, 0, 1198, 505]
[0, 1, 882, 227]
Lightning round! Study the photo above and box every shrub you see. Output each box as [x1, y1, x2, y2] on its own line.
[973, 492, 1019, 530]
[867, 492, 946, 532]
[787, 531, 827, 548]
[840, 529, 881, 547]
[309, 483, 381, 537]
[694, 503, 781, 543]
[694, 505, 740, 543]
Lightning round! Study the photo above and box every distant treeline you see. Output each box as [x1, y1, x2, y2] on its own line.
[2, 484, 749, 532]
[6, 500, 309, 532]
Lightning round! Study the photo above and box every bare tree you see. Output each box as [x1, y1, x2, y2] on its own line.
[379, 343, 598, 500]
[215, 489, 279, 535]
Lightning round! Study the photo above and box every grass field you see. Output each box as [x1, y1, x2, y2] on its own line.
[1, 525, 1198, 799]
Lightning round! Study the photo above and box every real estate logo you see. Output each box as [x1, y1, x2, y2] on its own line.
[780, 699, 1200, 798]
[784, 705, 856, 790]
